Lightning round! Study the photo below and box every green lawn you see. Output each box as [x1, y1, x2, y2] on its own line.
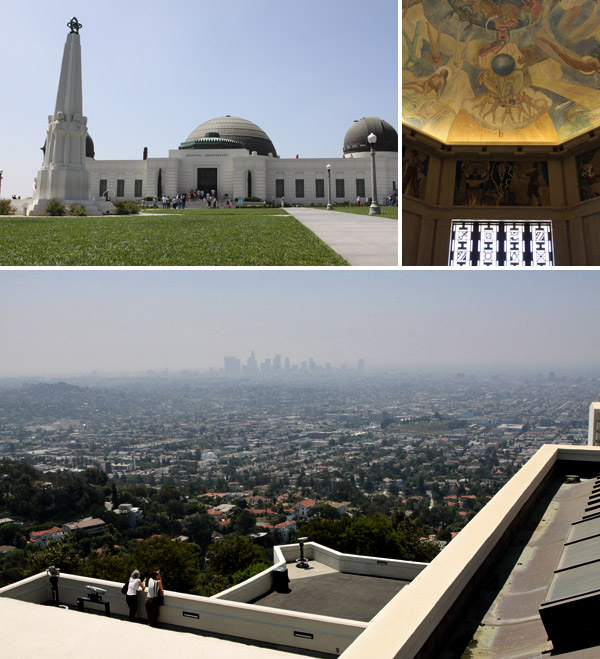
[307, 205, 398, 220]
[0, 209, 349, 266]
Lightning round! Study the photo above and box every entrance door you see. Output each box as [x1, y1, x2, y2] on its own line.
[197, 168, 218, 197]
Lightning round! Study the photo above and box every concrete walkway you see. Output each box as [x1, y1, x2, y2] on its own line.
[284, 207, 398, 266]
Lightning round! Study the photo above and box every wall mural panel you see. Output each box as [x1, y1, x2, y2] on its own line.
[402, 0, 600, 144]
[402, 146, 430, 199]
[454, 160, 549, 205]
[576, 146, 600, 199]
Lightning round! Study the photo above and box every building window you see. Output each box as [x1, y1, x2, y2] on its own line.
[99, 179, 107, 196]
[356, 179, 365, 198]
[247, 171, 252, 198]
[315, 179, 325, 198]
[335, 179, 345, 198]
[276, 179, 285, 197]
[449, 221, 554, 267]
[117, 179, 125, 197]
[295, 179, 305, 198]
[134, 179, 142, 197]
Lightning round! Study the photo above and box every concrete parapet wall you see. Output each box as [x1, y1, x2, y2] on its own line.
[1, 571, 365, 655]
[275, 542, 426, 581]
[213, 560, 284, 602]
[0, 572, 51, 603]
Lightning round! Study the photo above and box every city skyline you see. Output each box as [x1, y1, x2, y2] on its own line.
[3, 270, 600, 378]
[223, 350, 366, 375]
[0, 0, 398, 198]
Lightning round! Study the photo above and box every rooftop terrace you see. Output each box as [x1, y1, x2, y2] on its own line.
[0, 541, 424, 659]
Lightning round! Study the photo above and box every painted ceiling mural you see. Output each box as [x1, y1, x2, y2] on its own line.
[402, 0, 600, 143]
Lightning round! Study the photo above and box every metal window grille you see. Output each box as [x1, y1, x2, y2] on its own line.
[295, 179, 304, 198]
[117, 179, 125, 197]
[356, 179, 365, 197]
[315, 179, 325, 198]
[134, 180, 142, 197]
[275, 179, 284, 197]
[449, 221, 553, 267]
[335, 179, 345, 198]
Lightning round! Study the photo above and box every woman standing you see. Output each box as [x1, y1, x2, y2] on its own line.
[145, 570, 163, 627]
[126, 570, 145, 622]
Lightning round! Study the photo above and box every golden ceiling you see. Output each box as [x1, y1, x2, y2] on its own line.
[402, 0, 600, 144]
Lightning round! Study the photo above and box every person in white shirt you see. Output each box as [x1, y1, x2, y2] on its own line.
[145, 570, 163, 627]
[126, 570, 145, 622]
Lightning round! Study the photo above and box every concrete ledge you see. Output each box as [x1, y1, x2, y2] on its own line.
[274, 542, 426, 581]
[339, 445, 600, 659]
[1, 572, 365, 656]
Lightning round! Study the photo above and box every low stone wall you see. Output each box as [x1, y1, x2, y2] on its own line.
[0, 572, 365, 656]
[275, 542, 426, 581]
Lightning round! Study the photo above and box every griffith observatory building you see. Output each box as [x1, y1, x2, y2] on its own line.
[85, 114, 399, 206]
[26, 19, 398, 214]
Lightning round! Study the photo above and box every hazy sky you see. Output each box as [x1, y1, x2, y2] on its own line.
[2, 270, 600, 377]
[1, 0, 398, 198]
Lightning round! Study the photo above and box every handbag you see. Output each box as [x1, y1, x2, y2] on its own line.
[155, 593, 164, 607]
[121, 582, 128, 595]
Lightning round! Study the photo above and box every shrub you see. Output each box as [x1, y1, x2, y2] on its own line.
[243, 196, 261, 202]
[0, 199, 15, 215]
[113, 201, 140, 215]
[46, 199, 65, 216]
[67, 203, 87, 217]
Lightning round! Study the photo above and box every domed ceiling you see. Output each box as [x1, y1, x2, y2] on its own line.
[402, 0, 600, 144]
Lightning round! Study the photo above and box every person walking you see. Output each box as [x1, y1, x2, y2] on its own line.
[126, 570, 145, 622]
[145, 570, 163, 627]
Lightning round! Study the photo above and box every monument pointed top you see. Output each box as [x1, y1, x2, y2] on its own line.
[67, 17, 82, 34]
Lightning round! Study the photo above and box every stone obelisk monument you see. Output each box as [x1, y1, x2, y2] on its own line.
[27, 18, 103, 215]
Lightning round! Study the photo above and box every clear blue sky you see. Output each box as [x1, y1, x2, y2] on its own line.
[1, 0, 399, 198]
[2, 270, 600, 377]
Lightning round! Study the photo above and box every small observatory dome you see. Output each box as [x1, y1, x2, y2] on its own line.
[343, 117, 398, 155]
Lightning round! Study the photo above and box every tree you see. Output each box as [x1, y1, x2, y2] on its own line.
[231, 509, 257, 536]
[132, 536, 200, 594]
[206, 536, 264, 579]
[27, 535, 81, 575]
[184, 514, 214, 552]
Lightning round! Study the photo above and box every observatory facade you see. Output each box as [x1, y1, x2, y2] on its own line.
[85, 115, 398, 206]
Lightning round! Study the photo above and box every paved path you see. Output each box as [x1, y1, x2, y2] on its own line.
[284, 208, 398, 266]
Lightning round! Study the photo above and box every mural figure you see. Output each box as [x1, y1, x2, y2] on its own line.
[524, 164, 542, 205]
[403, 0, 600, 144]
[454, 160, 548, 204]
[403, 69, 450, 99]
[402, 148, 429, 199]
[577, 146, 600, 199]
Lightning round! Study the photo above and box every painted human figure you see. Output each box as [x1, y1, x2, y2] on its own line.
[525, 166, 543, 205]
[402, 150, 424, 198]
